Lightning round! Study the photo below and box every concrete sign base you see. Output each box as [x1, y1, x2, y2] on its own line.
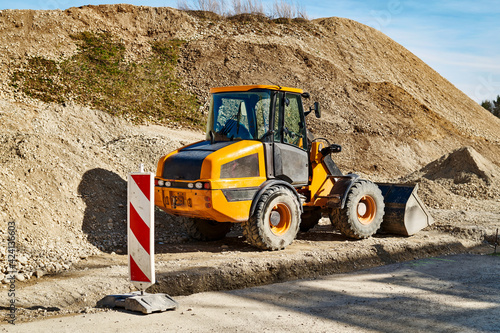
[98, 291, 178, 314]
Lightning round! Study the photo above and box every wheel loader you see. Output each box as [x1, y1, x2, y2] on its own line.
[154, 85, 433, 250]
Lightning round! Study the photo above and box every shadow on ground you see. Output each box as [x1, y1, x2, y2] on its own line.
[224, 254, 500, 332]
[79, 168, 128, 252]
[78, 168, 205, 253]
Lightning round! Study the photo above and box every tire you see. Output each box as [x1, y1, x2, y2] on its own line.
[300, 209, 322, 232]
[184, 217, 232, 241]
[330, 180, 385, 239]
[242, 186, 301, 250]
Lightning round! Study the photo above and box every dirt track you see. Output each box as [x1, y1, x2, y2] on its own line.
[3, 254, 499, 332]
[2, 217, 498, 323]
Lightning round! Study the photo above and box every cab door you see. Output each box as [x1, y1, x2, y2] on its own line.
[272, 92, 309, 186]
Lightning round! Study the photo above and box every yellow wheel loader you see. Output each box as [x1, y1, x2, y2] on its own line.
[154, 85, 433, 250]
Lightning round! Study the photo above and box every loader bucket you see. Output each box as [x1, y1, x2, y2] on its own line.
[376, 183, 434, 236]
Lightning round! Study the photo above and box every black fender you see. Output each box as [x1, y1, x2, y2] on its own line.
[328, 174, 361, 209]
[249, 180, 303, 217]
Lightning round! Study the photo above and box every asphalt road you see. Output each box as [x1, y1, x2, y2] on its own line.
[4, 253, 500, 333]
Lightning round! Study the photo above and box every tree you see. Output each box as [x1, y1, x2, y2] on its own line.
[481, 100, 492, 112]
[493, 95, 500, 117]
[480, 95, 500, 118]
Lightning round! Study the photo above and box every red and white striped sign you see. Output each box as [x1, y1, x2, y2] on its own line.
[127, 172, 155, 290]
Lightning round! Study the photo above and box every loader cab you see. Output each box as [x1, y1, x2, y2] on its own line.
[207, 85, 311, 186]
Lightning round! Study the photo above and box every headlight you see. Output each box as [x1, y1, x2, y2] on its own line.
[188, 183, 194, 189]
[195, 182, 203, 189]
[165, 181, 171, 187]
[158, 180, 164, 186]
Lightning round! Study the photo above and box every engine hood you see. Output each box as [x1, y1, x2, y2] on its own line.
[162, 141, 237, 180]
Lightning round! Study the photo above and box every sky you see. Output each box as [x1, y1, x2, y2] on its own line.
[1, 0, 499, 104]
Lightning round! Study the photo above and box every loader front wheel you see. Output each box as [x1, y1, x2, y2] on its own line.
[184, 217, 232, 241]
[243, 186, 300, 250]
[330, 180, 385, 239]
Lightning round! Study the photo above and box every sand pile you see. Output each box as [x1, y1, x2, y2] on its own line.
[403, 147, 500, 209]
[418, 147, 499, 185]
[0, 100, 193, 283]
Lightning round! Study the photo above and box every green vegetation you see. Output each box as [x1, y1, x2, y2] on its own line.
[481, 95, 500, 118]
[11, 32, 202, 127]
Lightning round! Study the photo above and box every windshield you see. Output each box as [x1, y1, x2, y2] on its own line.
[206, 90, 272, 141]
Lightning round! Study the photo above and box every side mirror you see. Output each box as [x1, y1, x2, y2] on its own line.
[305, 102, 321, 118]
[304, 102, 321, 118]
[314, 102, 321, 118]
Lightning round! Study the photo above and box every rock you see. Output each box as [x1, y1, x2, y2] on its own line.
[15, 274, 25, 282]
[35, 270, 45, 278]
[18, 256, 28, 265]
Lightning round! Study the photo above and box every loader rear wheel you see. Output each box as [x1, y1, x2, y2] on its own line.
[184, 217, 232, 241]
[330, 180, 385, 239]
[243, 186, 300, 250]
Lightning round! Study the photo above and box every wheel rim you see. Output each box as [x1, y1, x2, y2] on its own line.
[269, 203, 291, 235]
[357, 195, 377, 225]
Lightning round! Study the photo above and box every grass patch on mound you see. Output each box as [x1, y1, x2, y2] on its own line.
[11, 31, 202, 127]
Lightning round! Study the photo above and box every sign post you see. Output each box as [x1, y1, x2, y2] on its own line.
[97, 166, 177, 314]
[128, 172, 155, 291]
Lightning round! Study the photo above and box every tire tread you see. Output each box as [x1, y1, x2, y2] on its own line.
[242, 186, 300, 250]
[330, 180, 384, 239]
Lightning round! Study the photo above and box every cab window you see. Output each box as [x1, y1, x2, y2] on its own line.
[282, 94, 306, 149]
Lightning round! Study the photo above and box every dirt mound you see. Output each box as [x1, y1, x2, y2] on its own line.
[0, 100, 202, 281]
[1, 5, 500, 282]
[1, 6, 499, 181]
[401, 147, 500, 210]
[418, 146, 500, 185]
[173, 13, 500, 179]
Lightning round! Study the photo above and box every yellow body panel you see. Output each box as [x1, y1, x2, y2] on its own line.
[305, 142, 335, 207]
[200, 141, 267, 180]
[155, 139, 338, 222]
[210, 85, 303, 94]
[154, 140, 267, 222]
[154, 187, 252, 222]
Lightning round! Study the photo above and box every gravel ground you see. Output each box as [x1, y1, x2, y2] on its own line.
[3, 253, 499, 332]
